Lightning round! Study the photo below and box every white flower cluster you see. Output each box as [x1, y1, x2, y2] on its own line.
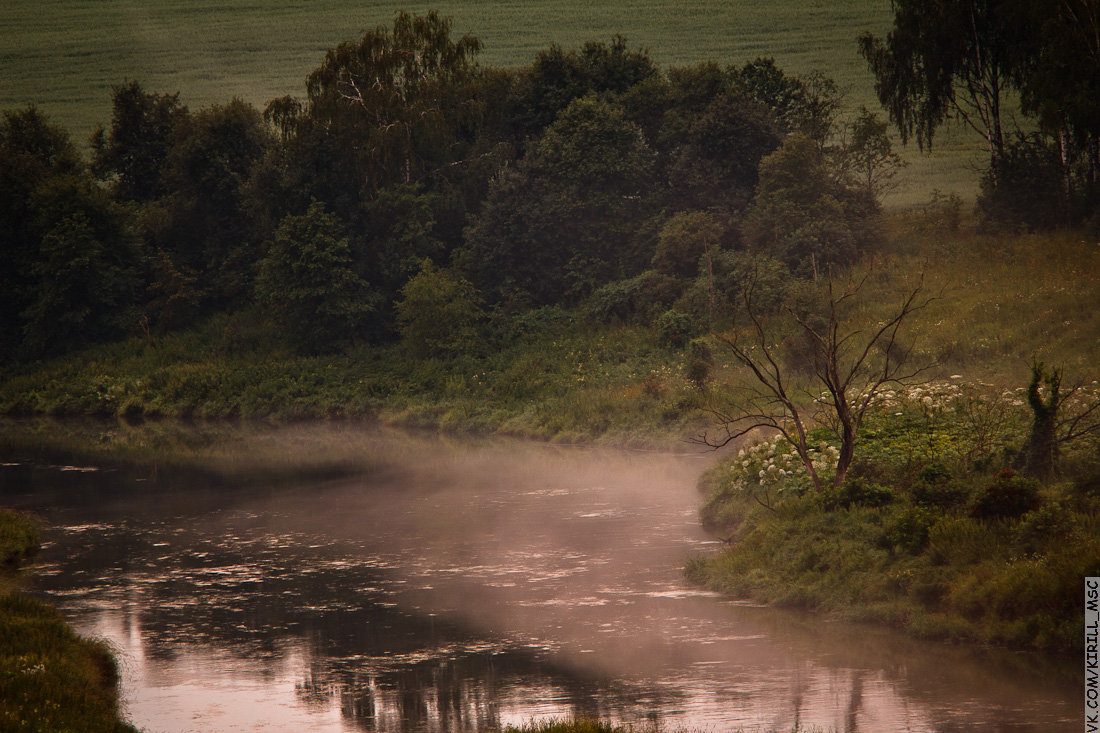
[727, 435, 838, 492]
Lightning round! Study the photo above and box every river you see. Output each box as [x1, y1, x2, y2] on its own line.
[0, 422, 1079, 732]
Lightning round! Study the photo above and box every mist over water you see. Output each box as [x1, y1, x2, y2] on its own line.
[0, 425, 1080, 732]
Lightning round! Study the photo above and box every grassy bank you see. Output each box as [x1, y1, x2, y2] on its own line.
[2, 217, 1097, 442]
[0, 510, 138, 732]
[0, 312, 708, 448]
[686, 376, 1100, 650]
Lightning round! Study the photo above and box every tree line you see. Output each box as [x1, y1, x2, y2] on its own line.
[860, 0, 1100, 229]
[1, 6, 1094, 361]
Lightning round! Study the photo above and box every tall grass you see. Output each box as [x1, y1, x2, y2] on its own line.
[0, 512, 137, 732]
[0, 510, 39, 569]
[0, 593, 138, 732]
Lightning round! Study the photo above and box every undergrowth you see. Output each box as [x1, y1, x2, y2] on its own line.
[1, 220, 1097, 447]
[687, 378, 1100, 650]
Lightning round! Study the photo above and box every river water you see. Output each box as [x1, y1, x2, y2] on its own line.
[0, 423, 1080, 732]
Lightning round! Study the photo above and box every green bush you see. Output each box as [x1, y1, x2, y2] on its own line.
[910, 463, 969, 511]
[1013, 502, 1075, 555]
[823, 476, 895, 509]
[655, 309, 698, 348]
[969, 469, 1041, 519]
[685, 337, 713, 390]
[584, 271, 682, 325]
[396, 259, 485, 358]
[885, 505, 934, 555]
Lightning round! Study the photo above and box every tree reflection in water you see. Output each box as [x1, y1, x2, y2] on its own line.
[0, 423, 1083, 733]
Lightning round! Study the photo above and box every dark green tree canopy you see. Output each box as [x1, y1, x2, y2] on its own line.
[163, 98, 271, 299]
[745, 134, 877, 275]
[90, 81, 189, 202]
[512, 35, 659, 138]
[732, 58, 840, 143]
[255, 201, 374, 352]
[460, 95, 656, 305]
[0, 107, 126, 359]
[668, 90, 781, 211]
[303, 10, 483, 195]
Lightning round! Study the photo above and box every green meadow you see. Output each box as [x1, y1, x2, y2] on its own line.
[0, 0, 982, 205]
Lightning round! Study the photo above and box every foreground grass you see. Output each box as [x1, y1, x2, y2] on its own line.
[0, 509, 39, 572]
[0, 510, 137, 733]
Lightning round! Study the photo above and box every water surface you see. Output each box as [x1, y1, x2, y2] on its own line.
[0, 424, 1079, 732]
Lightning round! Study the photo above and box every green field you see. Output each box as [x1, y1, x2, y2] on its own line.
[0, 0, 984, 205]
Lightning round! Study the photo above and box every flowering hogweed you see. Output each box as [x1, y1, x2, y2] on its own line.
[725, 435, 838, 498]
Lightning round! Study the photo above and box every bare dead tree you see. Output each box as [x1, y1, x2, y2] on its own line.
[694, 269, 938, 490]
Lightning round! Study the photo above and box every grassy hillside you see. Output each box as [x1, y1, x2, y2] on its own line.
[0, 0, 982, 205]
[1, 215, 1097, 442]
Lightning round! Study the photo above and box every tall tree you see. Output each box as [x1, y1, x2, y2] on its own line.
[302, 10, 483, 197]
[732, 58, 841, 145]
[744, 134, 878, 276]
[834, 107, 908, 203]
[255, 201, 375, 352]
[460, 95, 655, 304]
[512, 35, 659, 139]
[163, 98, 271, 301]
[667, 91, 781, 212]
[90, 81, 189, 202]
[858, 0, 1023, 176]
[1011, 0, 1100, 186]
[0, 107, 83, 358]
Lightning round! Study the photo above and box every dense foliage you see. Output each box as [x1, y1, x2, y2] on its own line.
[690, 377, 1100, 649]
[1, 11, 899, 364]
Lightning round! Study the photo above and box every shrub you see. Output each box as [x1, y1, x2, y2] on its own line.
[584, 271, 682, 325]
[969, 469, 1041, 519]
[655, 309, 698, 348]
[885, 506, 934, 555]
[685, 337, 713, 390]
[823, 476, 894, 509]
[910, 463, 969, 511]
[977, 133, 1067, 232]
[1014, 502, 1074, 555]
[396, 259, 485, 358]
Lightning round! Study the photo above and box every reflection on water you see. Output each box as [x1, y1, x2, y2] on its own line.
[0, 423, 1080, 732]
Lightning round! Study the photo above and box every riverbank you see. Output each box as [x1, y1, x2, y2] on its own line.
[1, 221, 1097, 446]
[0, 509, 138, 732]
[2, 221, 1098, 663]
[685, 378, 1100, 651]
